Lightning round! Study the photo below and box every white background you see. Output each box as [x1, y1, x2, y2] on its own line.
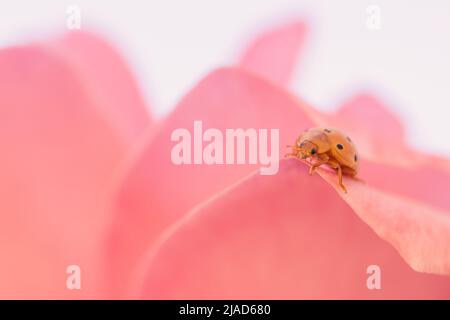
[1, 0, 449, 156]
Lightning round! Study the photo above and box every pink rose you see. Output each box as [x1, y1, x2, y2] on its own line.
[0, 21, 448, 299]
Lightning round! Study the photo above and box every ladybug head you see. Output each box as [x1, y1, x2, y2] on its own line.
[295, 139, 318, 159]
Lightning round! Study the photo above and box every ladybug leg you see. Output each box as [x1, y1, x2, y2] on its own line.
[284, 145, 296, 157]
[284, 145, 303, 160]
[309, 153, 329, 175]
[327, 159, 347, 193]
[336, 164, 347, 193]
[284, 151, 306, 165]
[284, 151, 299, 159]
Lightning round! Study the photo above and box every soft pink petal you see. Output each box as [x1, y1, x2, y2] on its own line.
[137, 160, 450, 299]
[317, 166, 450, 276]
[324, 93, 450, 171]
[238, 21, 307, 87]
[357, 160, 450, 213]
[0, 33, 150, 298]
[335, 93, 405, 145]
[106, 67, 316, 295]
[328, 92, 450, 196]
[107, 67, 450, 296]
[45, 30, 152, 141]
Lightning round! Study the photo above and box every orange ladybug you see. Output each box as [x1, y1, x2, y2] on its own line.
[285, 127, 359, 193]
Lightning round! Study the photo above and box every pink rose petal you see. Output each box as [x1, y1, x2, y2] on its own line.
[336, 93, 405, 145]
[357, 160, 450, 212]
[106, 67, 316, 295]
[303, 104, 450, 276]
[327, 93, 450, 170]
[0, 33, 150, 298]
[239, 21, 307, 87]
[107, 67, 450, 296]
[45, 30, 152, 141]
[137, 160, 450, 299]
[317, 166, 450, 276]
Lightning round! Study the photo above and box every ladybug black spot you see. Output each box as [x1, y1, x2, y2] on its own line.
[354, 154, 358, 162]
[324, 129, 331, 133]
[336, 144, 344, 150]
[311, 149, 317, 155]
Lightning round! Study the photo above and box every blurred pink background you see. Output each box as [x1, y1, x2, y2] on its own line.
[1, 0, 449, 156]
